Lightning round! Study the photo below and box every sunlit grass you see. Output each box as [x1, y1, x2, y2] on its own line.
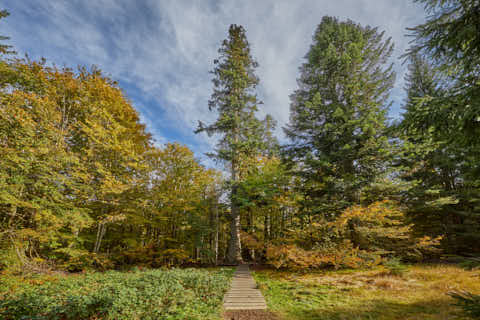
[253, 264, 480, 320]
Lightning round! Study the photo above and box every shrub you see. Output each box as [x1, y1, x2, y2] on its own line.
[335, 201, 443, 261]
[384, 258, 408, 277]
[265, 241, 381, 270]
[0, 267, 234, 320]
[449, 291, 480, 318]
[114, 245, 191, 268]
[458, 257, 480, 271]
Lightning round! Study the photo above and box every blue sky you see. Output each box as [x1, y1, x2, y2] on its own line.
[2, 0, 425, 167]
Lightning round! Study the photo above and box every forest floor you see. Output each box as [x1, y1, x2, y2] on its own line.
[1, 264, 478, 319]
[0, 267, 235, 320]
[252, 264, 480, 320]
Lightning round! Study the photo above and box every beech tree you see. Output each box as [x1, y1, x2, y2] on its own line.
[196, 24, 271, 264]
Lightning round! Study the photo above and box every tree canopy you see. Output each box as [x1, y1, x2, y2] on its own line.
[0, 3, 479, 274]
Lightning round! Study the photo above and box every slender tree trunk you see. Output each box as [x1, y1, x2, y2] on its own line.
[214, 196, 219, 265]
[94, 223, 107, 253]
[264, 212, 271, 241]
[248, 210, 255, 262]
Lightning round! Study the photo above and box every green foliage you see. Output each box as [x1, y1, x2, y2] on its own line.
[384, 258, 408, 277]
[398, 47, 480, 256]
[1, 0, 479, 278]
[458, 257, 480, 271]
[284, 16, 395, 218]
[196, 24, 276, 264]
[449, 291, 480, 319]
[0, 58, 225, 272]
[406, 0, 480, 156]
[408, 0, 480, 77]
[196, 24, 272, 162]
[0, 267, 234, 320]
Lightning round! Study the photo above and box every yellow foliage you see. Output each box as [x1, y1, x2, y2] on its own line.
[266, 241, 380, 270]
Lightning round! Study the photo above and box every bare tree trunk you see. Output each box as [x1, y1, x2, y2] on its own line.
[226, 158, 243, 264]
[94, 223, 106, 253]
[226, 202, 243, 264]
[214, 196, 219, 265]
[264, 212, 271, 241]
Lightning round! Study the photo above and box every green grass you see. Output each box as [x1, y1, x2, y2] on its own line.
[253, 264, 480, 320]
[0, 267, 234, 320]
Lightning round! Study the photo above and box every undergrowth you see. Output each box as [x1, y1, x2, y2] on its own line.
[0, 267, 234, 320]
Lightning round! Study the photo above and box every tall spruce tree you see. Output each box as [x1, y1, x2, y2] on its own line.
[398, 54, 480, 255]
[196, 24, 270, 264]
[284, 16, 395, 218]
[407, 0, 480, 147]
[403, 0, 480, 255]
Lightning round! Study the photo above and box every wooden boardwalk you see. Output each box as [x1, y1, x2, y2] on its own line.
[223, 264, 267, 310]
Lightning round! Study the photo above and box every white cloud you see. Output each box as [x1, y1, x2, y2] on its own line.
[3, 0, 425, 160]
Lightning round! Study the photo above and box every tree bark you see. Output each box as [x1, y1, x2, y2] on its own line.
[226, 204, 243, 264]
[214, 195, 219, 265]
[226, 156, 243, 264]
[94, 223, 106, 253]
[264, 212, 271, 241]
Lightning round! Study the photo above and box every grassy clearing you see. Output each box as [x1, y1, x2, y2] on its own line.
[253, 264, 480, 320]
[0, 267, 234, 320]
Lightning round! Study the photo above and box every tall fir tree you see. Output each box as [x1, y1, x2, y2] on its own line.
[398, 53, 480, 255]
[284, 16, 395, 219]
[403, 0, 480, 255]
[407, 0, 480, 148]
[196, 24, 271, 264]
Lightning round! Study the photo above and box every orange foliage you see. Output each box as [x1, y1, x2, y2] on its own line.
[266, 241, 381, 270]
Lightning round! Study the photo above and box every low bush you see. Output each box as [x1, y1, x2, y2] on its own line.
[449, 291, 480, 318]
[0, 267, 234, 320]
[384, 258, 409, 276]
[458, 257, 480, 271]
[265, 241, 381, 270]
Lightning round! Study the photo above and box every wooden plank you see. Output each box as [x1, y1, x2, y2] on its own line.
[223, 264, 267, 311]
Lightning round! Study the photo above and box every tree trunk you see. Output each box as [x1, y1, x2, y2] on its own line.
[264, 212, 271, 241]
[94, 223, 106, 253]
[214, 196, 219, 265]
[226, 156, 243, 264]
[226, 200, 243, 264]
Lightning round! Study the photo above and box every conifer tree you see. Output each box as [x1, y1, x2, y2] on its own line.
[407, 0, 480, 147]
[403, 0, 480, 255]
[0, 10, 15, 55]
[398, 53, 480, 254]
[196, 24, 270, 264]
[284, 16, 395, 218]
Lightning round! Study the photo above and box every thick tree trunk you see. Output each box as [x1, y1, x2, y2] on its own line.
[226, 156, 243, 265]
[226, 199, 243, 264]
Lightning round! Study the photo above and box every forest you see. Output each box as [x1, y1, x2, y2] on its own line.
[0, 0, 479, 319]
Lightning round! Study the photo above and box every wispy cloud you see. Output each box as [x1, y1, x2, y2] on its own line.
[3, 0, 425, 165]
